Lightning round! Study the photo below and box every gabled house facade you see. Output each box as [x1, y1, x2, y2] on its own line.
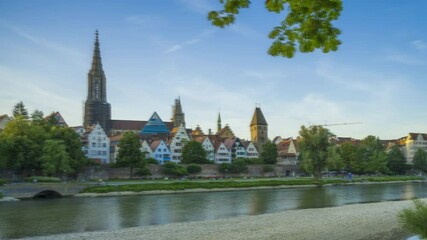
[0, 114, 11, 131]
[194, 136, 215, 162]
[214, 142, 231, 163]
[140, 140, 153, 159]
[243, 141, 259, 159]
[151, 140, 171, 164]
[224, 138, 247, 159]
[82, 123, 110, 164]
[169, 124, 191, 163]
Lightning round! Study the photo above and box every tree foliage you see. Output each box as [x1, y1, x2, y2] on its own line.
[181, 140, 208, 164]
[398, 200, 427, 238]
[0, 103, 87, 176]
[298, 125, 333, 179]
[387, 145, 408, 175]
[50, 127, 87, 171]
[357, 135, 389, 174]
[260, 140, 278, 164]
[162, 162, 188, 176]
[413, 148, 427, 173]
[186, 164, 202, 174]
[41, 140, 71, 176]
[12, 101, 29, 119]
[208, 0, 343, 58]
[116, 131, 144, 179]
[338, 142, 357, 172]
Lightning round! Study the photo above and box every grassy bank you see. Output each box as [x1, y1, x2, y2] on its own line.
[81, 176, 424, 194]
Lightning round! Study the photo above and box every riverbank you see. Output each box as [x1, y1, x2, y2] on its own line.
[21, 198, 425, 240]
[75, 179, 426, 198]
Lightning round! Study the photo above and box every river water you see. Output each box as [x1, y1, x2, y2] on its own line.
[1, 182, 426, 239]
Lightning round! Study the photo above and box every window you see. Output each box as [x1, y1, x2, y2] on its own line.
[92, 142, 96, 147]
[103, 143, 106, 148]
[103, 151, 107, 156]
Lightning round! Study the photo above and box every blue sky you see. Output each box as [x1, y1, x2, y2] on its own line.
[0, 0, 426, 140]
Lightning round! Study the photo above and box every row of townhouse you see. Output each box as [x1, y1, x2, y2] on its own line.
[111, 124, 261, 165]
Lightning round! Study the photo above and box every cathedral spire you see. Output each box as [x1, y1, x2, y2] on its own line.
[84, 30, 111, 134]
[171, 97, 185, 128]
[90, 30, 104, 79]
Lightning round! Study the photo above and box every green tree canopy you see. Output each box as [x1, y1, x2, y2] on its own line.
[162, 162, 188, 177]
[181, 140, 208, 164]
[12, 101, 29, 119]
[413, 148, 427, 173]
[116, 131, 144, 179]
[30, 110, 44, 125]
[50, 127, 87, 172]
[260, 140, 278, 164]
[338, 142, 358, 172]
[298, 125, 333, 179]
[387, 145, 408, 175]
[0, 116, 48, 171]
[41, 140, 71, 176]
[358, 135, 389, 174]
[208, 0, 343, 58]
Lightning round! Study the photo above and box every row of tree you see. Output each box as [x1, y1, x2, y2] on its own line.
[299, 125, 427, 179]
[0, 102, 87, 176]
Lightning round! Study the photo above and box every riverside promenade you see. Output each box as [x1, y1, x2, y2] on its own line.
[22, 198, 424, 240]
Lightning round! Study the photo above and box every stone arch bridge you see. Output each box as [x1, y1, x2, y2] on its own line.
[0, 182, 90, 199]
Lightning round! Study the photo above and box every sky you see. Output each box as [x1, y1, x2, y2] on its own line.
[0, 0, 426, 140]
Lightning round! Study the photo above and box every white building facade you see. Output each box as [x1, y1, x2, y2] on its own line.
[169, 125, 191, 163]
[83, 123, 110, 164]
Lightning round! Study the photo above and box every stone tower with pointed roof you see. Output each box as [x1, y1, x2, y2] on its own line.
[217, 112, 222, 133]
[83, 30, 111, 133]
[250, 106, 268, 147]
[171, 97, 185, 128]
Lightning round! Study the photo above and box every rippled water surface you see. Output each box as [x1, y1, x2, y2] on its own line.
[1, 182, 426, 239]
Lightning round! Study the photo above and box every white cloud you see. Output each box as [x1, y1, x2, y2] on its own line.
[411, 40, 426, 50]
[2, 24, 84, 59]
[385, 54, 426, 66]
[163, 29, 215, 54]
[125, 14, 167, 28]
[179, 0, 214, 14]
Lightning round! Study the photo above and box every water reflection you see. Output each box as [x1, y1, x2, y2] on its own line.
[1, 182, 427, 239]
[297, 187, 337, 209]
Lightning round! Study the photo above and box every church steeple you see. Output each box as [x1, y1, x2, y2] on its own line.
[171, 97, 185, 128]
[217, 112, 222, 133]
[87, 30, 107, 102]
[84, 30, 111, 133]
[250, 106, 268, 147]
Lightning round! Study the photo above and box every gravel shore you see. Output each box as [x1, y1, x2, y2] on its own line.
[21, 198, 425, 240]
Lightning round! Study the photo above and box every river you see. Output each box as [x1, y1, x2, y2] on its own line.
[1, 182, 426, 239]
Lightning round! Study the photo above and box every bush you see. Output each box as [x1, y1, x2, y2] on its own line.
[230, 158, 248, 173]
[244, 158, 264, 165]
[0, 179, 6, 186]
[0, 192, 3, 199]
[263, 165, 275, 173]
[187, 164, 202, 174]
[24, 176, 61, 183]
[162, 162, 188, 176]
[398, 200, 427, 238]
[145, 158, 159, 165]
[136, 167, 152, 176]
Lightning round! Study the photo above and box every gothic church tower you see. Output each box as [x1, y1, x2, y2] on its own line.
[171, 97, 185, 128]
[250, 106, 268, 147]
[83, 30, 111, 133]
